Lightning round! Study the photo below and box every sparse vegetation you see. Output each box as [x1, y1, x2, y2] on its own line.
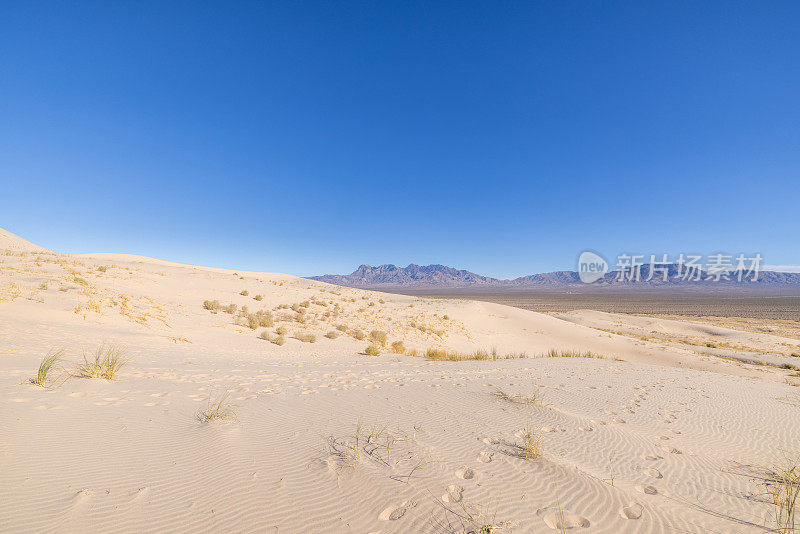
[203, 299, 221, 311]
[28, 349, 64, 387]
[274, 335, 286, 346]
[370, 330, 388, 347]
[325, 330, 340, 339]
[196, 393, 237, 423]
[75, 345, 128, 380]
[365, 344, 380, 356]
[766, 462, 799, 533]
[295, 332, 317, 343]
[38, 281, 48, 290]
[493, 388, 541, 406]
[523, 418, 543, 460]
[254, 294, 263, 301]
[240, 289, 249, 296]
[352, 329, 366, 340]
[390, 341, 406, 354]
[543, 348, 605, 359]
[276, 326, 288, 335]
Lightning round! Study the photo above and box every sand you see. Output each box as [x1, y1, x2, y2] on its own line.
[2, 234, 799, 532]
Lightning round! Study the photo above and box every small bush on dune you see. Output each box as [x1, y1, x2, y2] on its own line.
[240, 290, 249, 296]
[295, 332, 316, 343]
[259, 331, 273, 341]
[254, 294, 263, 301]
[28, 349, 65, 387]
[365, 345, 380, 356]
[352, 329, 366, 340]
[76, 345, 128, 380]
[196, 393, 237, 423]
[326, 330, 340, 339]
[224, 303, 237, 314]
[390, 341, 406, 355]
[203, 300, 221, 311]
[370, 330, 388, 347]
[274, 335, 286, 346]
[276, 326, 287, 335]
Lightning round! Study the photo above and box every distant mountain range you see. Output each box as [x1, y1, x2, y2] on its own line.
[309, 263, 800, 289]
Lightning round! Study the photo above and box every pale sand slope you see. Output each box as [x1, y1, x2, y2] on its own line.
[1, 246, 799, 533]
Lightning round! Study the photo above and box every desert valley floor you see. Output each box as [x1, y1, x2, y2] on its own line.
[2, 234, 800, 533]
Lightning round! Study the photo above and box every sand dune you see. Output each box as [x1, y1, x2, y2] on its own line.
[2, 242, 799, 533]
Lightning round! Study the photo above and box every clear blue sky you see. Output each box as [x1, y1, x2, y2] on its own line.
[2, 2, 798, 278]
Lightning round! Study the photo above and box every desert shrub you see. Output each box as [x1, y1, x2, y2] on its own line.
[295, 332, 316, 343]
[255, 310, 274, 327]
[274, 335, 286, 346]
[203, 300, 221, 311]
[352, 329, 366, 340]
[196, 393, 237, 423]
[326, 330, 340, 339]
[29, 349, 64, 387]
[276, 326, 288, 335]
[370, 330, 388, 347]
[443, 314, 449, 320]
[335, 324, 348, 333]
[259, 331, 273, 341]
[254, 294, 263, 301]
[365, 344, 380, 356]
[240, 289, 249, 296]
[300, 300, 310, 308]
[96, 265, 108, 272]
[224, 303, 238, 314]
[76, 345, 128, 380]
[390, 341, 406, 354]
[38, 282, 48, 290]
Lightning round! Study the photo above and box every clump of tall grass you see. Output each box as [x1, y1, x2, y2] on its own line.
[370, 330, 388, 347]
[325, 330, 340, 339]
[203, 299, 221, 311]
[253, 294, 263, 301]
[365, 344, 380, 356]
[274, 335, 286, 346]
[196, 393, 237, 423]
[391, 341, 406, 354]
[28, 349, 65, 387]
[523, 418, 543, 460]
[543, 349, 605, 359]
[352, 329, 366, 340]
[276, 326, 287, 335]
[295, 332, 316, 343]
[240, 289, 249, 296]
[75, 345, 128, 380]
[765, 462, 799, 533]
[493, 388, 542, 406]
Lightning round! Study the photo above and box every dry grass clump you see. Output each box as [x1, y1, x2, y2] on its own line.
[543, 349, 605, 359]
[365, 344, 381, 356]
[524, 426, 542, 460]
[494, 388, 542, 406]
[38, 281, 48, 290]
[352, 329, 366, 340]
[295, 332, 317, 343]
[28, 349, 65, 387]
[325, 330, 340, 339]
[76, 345, 128, 380]
[335, 323, 348, 333]
[425, 348, 489, 361]
[96, 265, 108, 272]
[391, 341, 406, 354]
[203, 299, 221, 311]
[765, 462, 799, 533]
[370, 330, 388, 347]
[196, 393, 237, 423]
[259, 330, 273, 341]
[276, 326, 288, 335]
[240, 289, 249, 296]
[254, 294, 263, 301]
[274, 335, 286, 346]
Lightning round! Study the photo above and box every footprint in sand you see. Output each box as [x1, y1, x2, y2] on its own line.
[441, 484, 463, 503]
[455, 467, 474, 480]
[579, 426, 593, 432]
[482, 437, 499, 445]
[643, 467, 662, 479]
[660, 445, 681, 454]
[378, 500, 417, 521]
[636, 484, 658, 495]
[536, 507, 590, 530]
[477, 451, 494, 463]
[619, 503, 643, 519]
